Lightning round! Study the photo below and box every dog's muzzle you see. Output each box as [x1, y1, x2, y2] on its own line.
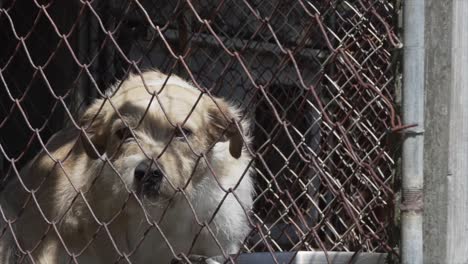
[134, 160, 164, 199]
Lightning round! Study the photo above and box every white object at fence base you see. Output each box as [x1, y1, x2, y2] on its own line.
[209, 251, 387, 264]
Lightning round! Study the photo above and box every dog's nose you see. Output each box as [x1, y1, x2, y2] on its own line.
[134, 161, 163, 182]
[134, 160, 164, 198]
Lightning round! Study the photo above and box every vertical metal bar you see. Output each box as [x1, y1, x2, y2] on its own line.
[401, 0, 425, 263]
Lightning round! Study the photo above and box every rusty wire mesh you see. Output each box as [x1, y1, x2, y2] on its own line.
[0, 0, 404, 263]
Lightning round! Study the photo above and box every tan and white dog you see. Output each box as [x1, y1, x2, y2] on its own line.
[0, 71, 254, 263]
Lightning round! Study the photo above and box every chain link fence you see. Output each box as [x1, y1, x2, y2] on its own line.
[0, 0, 404, 263]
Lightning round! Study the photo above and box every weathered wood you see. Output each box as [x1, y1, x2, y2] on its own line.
[447, 0, 468, 263]
[423, 0, 452, 263]
[424, 0, 468, 263]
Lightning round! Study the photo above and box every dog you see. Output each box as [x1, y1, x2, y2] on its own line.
[0, 71, 254, 263]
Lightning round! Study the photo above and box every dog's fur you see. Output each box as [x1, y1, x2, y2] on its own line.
[0, 71, 254, 263]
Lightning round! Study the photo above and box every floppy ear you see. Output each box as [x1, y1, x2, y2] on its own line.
[207, 98, 244, 159]
[78, 100, 109, 159]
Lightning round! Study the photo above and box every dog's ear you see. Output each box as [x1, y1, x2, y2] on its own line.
[207, 98, 244, 159]
[78, 101, 110, 159]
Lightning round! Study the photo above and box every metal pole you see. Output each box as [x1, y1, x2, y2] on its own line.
[401, 0, 425, 263]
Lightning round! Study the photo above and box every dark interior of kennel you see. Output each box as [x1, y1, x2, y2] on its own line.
[0, 0, 399, 255]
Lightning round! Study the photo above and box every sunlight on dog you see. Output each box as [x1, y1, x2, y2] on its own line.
[0, 71, 254, 264]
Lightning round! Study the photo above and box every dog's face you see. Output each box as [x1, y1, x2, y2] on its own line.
[79, 77, 243, 205]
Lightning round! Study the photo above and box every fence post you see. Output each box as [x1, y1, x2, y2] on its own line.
[401, 0, 425, 263]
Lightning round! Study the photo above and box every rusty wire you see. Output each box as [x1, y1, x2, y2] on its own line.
[0, 0, 402, 263]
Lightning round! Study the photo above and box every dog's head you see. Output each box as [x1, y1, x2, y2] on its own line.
[78, 72, 247, 204]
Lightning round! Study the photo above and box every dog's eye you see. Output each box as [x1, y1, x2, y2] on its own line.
[174, 127, 192, 139]
[116, 127, 134, 142]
